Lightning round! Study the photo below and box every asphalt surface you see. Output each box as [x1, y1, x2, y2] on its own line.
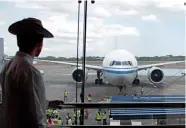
[35, 64, 185, 126]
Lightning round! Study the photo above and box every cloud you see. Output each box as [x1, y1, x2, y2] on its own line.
[38, 10, 139, 46]
[116, 0, 185, 10]
[102, 24, 139, 36]
[153, 0, 185, 11]
[14, 1, 49, 9]
[0, 0, 184, 57]
[141, 14, 159, 21]
[116, 9, 139, 16]
[91, 6, 111, 18]
[0, 21, 5, 26]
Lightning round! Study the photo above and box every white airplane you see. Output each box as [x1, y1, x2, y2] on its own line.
[0, 39, 184, 93]
[37, 49, 185, 94]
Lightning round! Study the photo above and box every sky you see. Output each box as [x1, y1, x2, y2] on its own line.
[0, 0, 185, 57]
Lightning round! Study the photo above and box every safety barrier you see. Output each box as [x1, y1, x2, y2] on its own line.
[59, 102, 185, 109]
[110, 95, 185, 119]
[111, 95, 185, 102]
[110, 111, 185, 119]
[46, 124, 185, 127]
[1, 100, 184, 127]
[57, 101, 185, 127]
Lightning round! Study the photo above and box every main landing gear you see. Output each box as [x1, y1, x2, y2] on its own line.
[132, 78, 140, 85]
[95, 71, 103, 84]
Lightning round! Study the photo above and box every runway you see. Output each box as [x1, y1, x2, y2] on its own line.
[35, 64, 185, 125]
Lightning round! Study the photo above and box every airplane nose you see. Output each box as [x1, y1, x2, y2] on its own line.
[106, 68, 137, 86]
[117, 72, 135, 85]
[117, 74, 129, 85]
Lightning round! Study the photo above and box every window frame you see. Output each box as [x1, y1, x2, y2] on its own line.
[121, 61, 133, 66]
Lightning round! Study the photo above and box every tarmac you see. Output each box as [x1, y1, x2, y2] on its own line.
[34, 64, 185, 126]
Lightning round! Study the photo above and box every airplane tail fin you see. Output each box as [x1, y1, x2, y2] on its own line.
[0, 38, 4, 70]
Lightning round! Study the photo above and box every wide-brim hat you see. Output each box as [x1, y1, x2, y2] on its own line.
[8, 18, 54, 38]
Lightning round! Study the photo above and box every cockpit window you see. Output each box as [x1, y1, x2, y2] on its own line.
[128, 61, 132, 66]
[110, 61, 115, 66]
[110, 61, 121, 66]
[110, 61, 132, 66]
[114, 61, 121, 65]
[121, 61, 133, 66]
[122, 61, 128, 65]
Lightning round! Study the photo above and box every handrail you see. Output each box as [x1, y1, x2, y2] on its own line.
[59, 102, 185, 109]
[46, 102, 186, 127]
[47, 124, 185, 128]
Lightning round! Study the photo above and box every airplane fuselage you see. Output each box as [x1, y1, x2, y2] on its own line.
[102, 49, 138, 86]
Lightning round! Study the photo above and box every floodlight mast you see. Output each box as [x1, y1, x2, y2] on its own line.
[75, 0, 82, 125]
[80, 0, 95, 125]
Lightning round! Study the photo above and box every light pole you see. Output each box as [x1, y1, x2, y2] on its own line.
[80, 0, 95, 125]
[75, 0, 82, 125]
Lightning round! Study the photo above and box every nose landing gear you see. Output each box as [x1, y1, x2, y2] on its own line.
[117, 85, 127, 95]
[118, 86, 123, 95]
[95, 71, 103, 84]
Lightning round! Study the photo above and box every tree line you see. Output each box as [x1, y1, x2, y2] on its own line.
[38, 55, 185, 61]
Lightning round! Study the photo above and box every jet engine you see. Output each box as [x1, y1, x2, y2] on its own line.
[148, 67, 164, 83]
[72, 67, 88, 83]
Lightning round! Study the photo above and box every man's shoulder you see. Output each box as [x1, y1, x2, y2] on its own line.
[19, 62, 41, 78]
[3, 57, 40, 77]
[11, 57, 33, 72]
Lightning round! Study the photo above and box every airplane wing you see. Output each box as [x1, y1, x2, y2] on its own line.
[38, 59, 103, 71]
[4, 58, 10, 61]
[137, 61, 185, 71]
[3, 57, 44, 74]
[4, 57, 38, 64]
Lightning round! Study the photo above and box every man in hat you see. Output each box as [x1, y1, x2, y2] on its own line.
[0, 18, 63, 128]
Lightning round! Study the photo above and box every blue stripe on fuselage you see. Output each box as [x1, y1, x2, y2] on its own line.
[103, 68, 137, 74]
[104, 67, 138, 69]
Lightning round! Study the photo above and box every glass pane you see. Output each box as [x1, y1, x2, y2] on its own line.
[0, 0, 185, 127]
[110, 61, 115, 66]
[128, 61, 132, 66]
[114, 61, 121, 66]
[122, 61, 129, 66]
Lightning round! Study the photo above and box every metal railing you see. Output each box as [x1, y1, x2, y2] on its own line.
[48, 102, 185, 127]
[47, 125, 185, 128]
[0, 101, 184, 127]
[59, 102, 185, 109]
